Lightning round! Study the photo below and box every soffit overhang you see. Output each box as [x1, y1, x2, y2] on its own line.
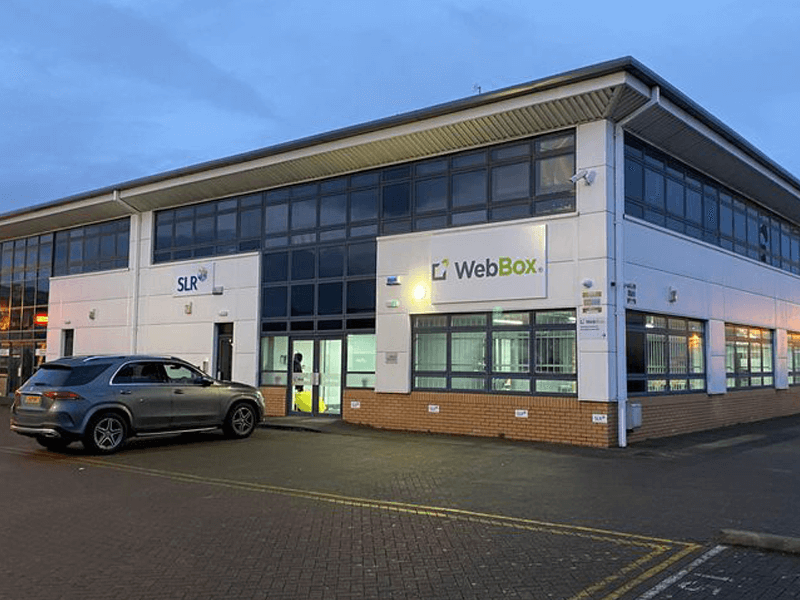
[623, 99, 800, 224]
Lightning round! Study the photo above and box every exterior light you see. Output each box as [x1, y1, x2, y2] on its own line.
[413, 284, 427, 301]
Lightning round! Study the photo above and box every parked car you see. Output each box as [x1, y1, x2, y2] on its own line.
[10, 355, 265, 454]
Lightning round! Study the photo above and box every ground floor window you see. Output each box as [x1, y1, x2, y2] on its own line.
[789, 332, 800, 385]
[411, 309, 577, 395]
[725, 324, 773, 389]
[626, 311, 705, 394]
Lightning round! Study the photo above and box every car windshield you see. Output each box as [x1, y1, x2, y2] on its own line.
[28, 363, 113, 387]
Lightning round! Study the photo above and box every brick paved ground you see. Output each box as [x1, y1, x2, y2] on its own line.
[3, 408, 800, 599]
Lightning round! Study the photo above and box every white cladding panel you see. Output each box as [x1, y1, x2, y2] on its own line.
[47, 252, 260, 386]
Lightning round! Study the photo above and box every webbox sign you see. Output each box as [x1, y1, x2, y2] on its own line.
[430, 223, 546, 304]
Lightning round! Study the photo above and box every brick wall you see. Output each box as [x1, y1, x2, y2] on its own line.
[626, 387, 800, 443]
[342, 388, 617, 447]
[260, 386, 286, 417]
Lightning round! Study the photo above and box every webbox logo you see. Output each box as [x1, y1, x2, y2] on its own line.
[432, 257, 540, 281]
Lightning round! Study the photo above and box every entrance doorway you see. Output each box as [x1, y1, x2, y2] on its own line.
[289, 338, 342, 416]
[215, 323, 233, 381]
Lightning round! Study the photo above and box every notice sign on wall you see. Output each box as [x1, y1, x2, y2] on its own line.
[173, 263, 215, 296]
[429, 223, 546, 304]
[579, 290, 607, 339]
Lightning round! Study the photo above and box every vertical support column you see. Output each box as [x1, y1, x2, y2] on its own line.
[575, 121, 616, 410]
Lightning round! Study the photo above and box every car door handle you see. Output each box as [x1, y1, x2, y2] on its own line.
[120, 390, 132, 395]
[174, 389, 184, 394]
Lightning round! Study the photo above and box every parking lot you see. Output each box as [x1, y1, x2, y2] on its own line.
[2, 405, 800, 599]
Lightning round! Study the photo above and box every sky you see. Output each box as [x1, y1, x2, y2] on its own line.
[3, 0, 800, 215]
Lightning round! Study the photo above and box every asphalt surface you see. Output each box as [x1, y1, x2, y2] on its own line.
[3, 398, 800, 599]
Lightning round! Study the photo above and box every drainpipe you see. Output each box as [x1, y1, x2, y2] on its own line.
[113, 190, 141, 354]
[613, 86, 660, 447]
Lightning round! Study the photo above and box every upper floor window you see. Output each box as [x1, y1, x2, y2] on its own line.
[624, 136, 800, 276]
[53, 218, 130, 276]
[626, 311, 705, 394]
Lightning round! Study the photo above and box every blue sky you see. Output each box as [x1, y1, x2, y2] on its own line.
[3, 0, 800, 214]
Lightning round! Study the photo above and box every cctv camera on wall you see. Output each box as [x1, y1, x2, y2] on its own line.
[570, 169, 596, 186]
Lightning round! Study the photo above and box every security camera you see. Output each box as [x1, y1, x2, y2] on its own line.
[570, 169, 596, 186]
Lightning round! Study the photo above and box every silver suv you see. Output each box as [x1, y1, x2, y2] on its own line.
[10, 355, 266, 454]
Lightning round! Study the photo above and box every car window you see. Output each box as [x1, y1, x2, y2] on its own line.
[29, 363, 113, 387]
[163, 363, 200, 384]
[113, 362, 166, 384]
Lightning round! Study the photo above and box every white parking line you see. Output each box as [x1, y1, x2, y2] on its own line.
[635, 545, 728, 599]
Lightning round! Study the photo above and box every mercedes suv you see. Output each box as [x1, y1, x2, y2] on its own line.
[10, 355, 266, 454]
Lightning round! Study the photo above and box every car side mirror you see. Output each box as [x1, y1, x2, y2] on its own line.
[196, 376, 214, 387]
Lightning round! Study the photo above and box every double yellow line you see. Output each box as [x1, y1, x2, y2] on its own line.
[3, 447, 702, 599]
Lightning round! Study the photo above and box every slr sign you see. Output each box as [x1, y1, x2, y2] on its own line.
[429, 223, 547, 303]
[173, 263, 214, 296]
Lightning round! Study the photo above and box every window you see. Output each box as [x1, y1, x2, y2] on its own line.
[626, 311, 705, 394]
[346, 334, 376, 388]
[725, 324, 773, 389]
[411, 310, 576, 394]
[625, 135, 800, 275]
[260, 336, 289, 385]
[789, 332, 800, 385]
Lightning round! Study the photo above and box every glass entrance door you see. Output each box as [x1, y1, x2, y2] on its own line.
[289, 338, 342, 416]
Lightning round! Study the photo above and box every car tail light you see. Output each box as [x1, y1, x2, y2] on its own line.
[42, 391, 83, 401]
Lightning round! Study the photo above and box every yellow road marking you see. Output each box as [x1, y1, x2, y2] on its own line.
[2, 446, 702, 598]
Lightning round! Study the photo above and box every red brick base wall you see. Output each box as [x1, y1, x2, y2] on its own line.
[626, 387, 800, 443]
[260, 386, 287, 417]
[342, 388, 617, 447]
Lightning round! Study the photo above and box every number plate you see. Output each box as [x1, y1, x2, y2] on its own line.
[22, 395, 41, 407]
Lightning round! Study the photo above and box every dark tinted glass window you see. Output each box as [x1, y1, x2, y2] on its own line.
[350, 189, 378, 221]
[291, 199, 317, 230]
[318, 282, 343, 315]
[263, 252, 288, 282]
[347, 280, 376, 313]
[320, 194, 347, 226]
[291, 285, 314, 316]
[266, 204, 288, 233]
[292, 249, 315, 280]
[415, 177, 447, 213]
[382, 183, 410, 218]
[452, 171, 487, 207]
[262, 287, 287, 317]
[348, 242, 376, 276]
[318, 246, 344, 278]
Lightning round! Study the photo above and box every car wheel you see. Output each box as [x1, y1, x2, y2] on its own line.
[224, 402, 257, 439]
[36, 437, 70, 452]
[84, 412, 127, 454]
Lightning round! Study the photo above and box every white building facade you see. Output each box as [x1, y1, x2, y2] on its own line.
[3, 57, 800, 447]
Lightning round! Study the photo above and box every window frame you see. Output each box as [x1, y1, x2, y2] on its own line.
[411, 310, 577, 395]
[626, 311, 706, 395]
[725, 324, 774, 389]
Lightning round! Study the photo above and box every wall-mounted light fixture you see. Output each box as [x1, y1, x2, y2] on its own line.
[581, 278, 594, 289]
[668, 287, 678, 303]
[212, 286, 224, 295]
[88, 309, 97, 320]
[184, 302, 193, 315]
[386, 276, 400, 286]
[413, 284, 427, 301]
[570, 169, 596, 186]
